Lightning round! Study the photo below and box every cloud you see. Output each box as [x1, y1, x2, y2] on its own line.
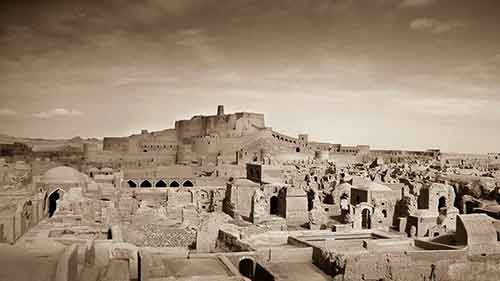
[0, 108, 17, 116]
[400, 0, 437, 8]
[489, 53, 500, 64]
[405, 97, 491, 117]
[175, 28, 221, 65]
[32, 108, 83, 119]
[410, 18, 465, 33]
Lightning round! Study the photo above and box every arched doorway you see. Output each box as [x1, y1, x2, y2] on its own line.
[361, 209, 371, 229]
[170, 181, 180, 187]
[438, 196, 446, 210]
[270, 196, 278, 215]
[48, 190, 61, 218]
[140, 180, 152, 188]
[128, 180, 137, 188]
[183, 180, 193, 187]
[155, 180, 167, 188]
[239, 258, 254, 279]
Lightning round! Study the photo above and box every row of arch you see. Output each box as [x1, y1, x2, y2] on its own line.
[271, 133, 298, 144]
[127, 179, 194, 188]
[141, 144, 177, 150]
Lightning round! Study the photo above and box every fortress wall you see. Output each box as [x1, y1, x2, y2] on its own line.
[175, 118, 204, 140]
[138, 143, 177, 153]
[308, 142, 339, 152]
[329, 154, 361, 168]
[176, 144, 194, 165]
[128, 131, 178, 153]
[192, 135, 219, 155]
[271, 131, 299, 146]
[83, 143, 118, 164]
[86, 150, 117, 164]
[204, 114, 236, 136]
[121, 152, 177, 168]
[103, 137, 130, 152]
[441, 152, 489, 168]
[175, 112, 265, 140]
[275, 152, 313, 162]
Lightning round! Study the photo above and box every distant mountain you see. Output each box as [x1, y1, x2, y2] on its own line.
[0, 133, 102, 152]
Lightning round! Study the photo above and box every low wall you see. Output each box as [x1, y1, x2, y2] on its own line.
[311, 243, 494, 281]
[217, 229, 254, 252]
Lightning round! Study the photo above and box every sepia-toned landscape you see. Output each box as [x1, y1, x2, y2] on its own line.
[1, 1, 500, 280]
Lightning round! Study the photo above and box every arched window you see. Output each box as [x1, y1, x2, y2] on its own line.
[183, 180, 194, 187]
[170, 181, 180, 187]
[140, 180, 152, 188]
[127, 180, 137, 188]
[296, 147, 301, 153]
[155, 180, 167, 188]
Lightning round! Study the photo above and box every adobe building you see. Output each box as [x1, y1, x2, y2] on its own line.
[224, 163, 308, 227]
[347, 177, 401, 231]
[405, 182, 460, 238]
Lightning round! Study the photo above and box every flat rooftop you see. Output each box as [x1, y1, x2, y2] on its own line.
[266, 262, 331, 281]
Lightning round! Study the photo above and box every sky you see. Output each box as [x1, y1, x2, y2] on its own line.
[0, 0, 499, 153]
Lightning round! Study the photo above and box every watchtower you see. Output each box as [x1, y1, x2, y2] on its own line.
[217, 105, 224, 116]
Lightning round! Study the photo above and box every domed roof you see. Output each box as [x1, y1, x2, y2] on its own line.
[88, 166, 100, 172]
[42, 166, 86, 183]
[101, 167, 113, 173]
